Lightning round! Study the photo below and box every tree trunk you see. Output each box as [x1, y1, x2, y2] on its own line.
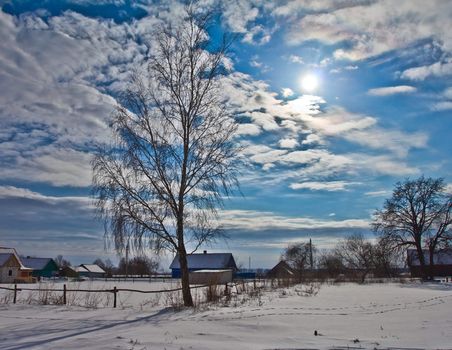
[428, 246, 435, 281]
[415, 244, 428, 281]
[177, 217, 194, 307]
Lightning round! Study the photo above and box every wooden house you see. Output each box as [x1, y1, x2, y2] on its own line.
[76, 264, 106, 279]
[266, 260, 296, 279]
[407, 249, 452, 277]
[169, 251, 237, 278]
[0, 247, 33, 283]
[22, 257, 59, 279]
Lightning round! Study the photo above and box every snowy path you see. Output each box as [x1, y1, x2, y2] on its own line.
[1, 283, 451, 350]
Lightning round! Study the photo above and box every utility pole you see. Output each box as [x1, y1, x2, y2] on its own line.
[309, 238, 313, 269]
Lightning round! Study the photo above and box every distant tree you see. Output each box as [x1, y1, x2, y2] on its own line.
[372, 238, 401, 278]
[55, 255, 71, 268]
[318, 250, 344, 278]
[118, 256, 159, 276]
[92, 4, 238, 306]
[373, 176, 452, 280]
[282, 241, 316, 281]
[334, 234, 374, 283]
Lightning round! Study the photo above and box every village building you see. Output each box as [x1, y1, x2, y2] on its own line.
[169, 251, 237, 282]
[407, 248, 452, 278]
[0, 247, 33, 283]
[266, 260, 296, 279]
[22, 257, 59, 279]
[76, 264, 106, 279]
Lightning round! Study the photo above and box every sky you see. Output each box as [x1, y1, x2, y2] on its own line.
[0, 0, 451, 269]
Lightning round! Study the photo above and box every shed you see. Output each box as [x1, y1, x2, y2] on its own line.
[169, 251, 237, 278]
[77, 264, 106, 278]
[407, 249, 452, 277]
[0, 247, 33, 283]
[22, 257, 58, 279]
[266, 260, 296, 279]
[189, 269, 233, 284]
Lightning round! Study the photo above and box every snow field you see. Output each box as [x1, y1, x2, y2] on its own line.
[0, 281, 451, 349]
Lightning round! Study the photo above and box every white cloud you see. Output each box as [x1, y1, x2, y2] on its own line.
[289, 181, 359, 192]
[367, 85, 417, 96]
[281, 87, 294, 98]
[432, 101, 452, 111]
[278, 138, 299, 149]
[288, 54, 304, 64]
[365, 190, 391, 197]
[219, 209, 370, 231]
[277, 0, 452, 62]
[401, 61, 452, 81]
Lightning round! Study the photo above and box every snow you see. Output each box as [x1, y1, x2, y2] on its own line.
[1, 281, 452, 349]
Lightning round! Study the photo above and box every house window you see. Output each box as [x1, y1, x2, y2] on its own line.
[8, 270, 12, 276]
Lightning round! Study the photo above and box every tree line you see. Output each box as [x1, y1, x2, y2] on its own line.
[283, 177, 451, 282]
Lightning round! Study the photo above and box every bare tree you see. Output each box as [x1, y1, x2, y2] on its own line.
[54, 255, 71, 268]
[318, 250, 344, 278]
[282, 241, 316, 281]
[335, 234, 374, 283]
[373, 177, 452, 280]
[92, 5, 238, 306]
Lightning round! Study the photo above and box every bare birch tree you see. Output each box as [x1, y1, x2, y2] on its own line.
[92, 5, 238, 306]
[373, 176, 452, 280]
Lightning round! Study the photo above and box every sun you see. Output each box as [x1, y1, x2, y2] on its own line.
[300, 73, 319, 92]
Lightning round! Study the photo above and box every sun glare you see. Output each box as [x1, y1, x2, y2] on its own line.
[300, 73, 319, 92]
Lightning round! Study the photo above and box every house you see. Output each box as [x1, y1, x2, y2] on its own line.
[0, 247, 33, 283]
[407, 249, 452, 277]
[266, 260, 296, 279]
[76, 264, 106, 279]
[189, 269, 233, 284]
[169, 251, 237, 278]
[22, 257, 59, 279]
[60, 265, 79, 278]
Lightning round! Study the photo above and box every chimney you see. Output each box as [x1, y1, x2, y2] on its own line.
[203, 250, 207, 254]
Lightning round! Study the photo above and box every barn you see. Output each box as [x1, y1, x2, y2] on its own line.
[266, 260, 296, 279]
[22, 257, 59, 279]
[76, 264, 106, 279]
[407, 249, 452, 277]
[169, 251, 237, 278]
[0, 247, 33, 283]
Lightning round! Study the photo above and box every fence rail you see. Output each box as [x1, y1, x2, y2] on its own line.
[0, 283, 218, 308]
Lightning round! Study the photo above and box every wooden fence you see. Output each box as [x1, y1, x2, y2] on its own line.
[0, 283, 216, 308]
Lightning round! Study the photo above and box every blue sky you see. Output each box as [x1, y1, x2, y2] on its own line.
[0, 0, 451, 269]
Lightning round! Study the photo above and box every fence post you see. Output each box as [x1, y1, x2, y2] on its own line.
[113, 286, 117, 308]
[63, 284, 67, 305]
[13, 284, 17, 304]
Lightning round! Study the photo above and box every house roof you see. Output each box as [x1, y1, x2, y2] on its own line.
[0, 253, 15, 267]
[22, 257, 56, 270]
[407, 249, 452, 266]
[0, 247, 32, 270]
[267, 260, 295, 276]
[80, 264, 106, 274]
[170, 253, 237, 270]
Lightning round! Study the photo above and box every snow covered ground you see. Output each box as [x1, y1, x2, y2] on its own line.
[1, 281, 452, 350]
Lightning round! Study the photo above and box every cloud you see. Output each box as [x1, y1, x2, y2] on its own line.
[289, 181, 360, 191]
[281, 87, 294, 98]
[0, 186, 106, 261]
[219, 209, 370, 231]
[276, 0, 452, 62]
[278, 138, 299, 148]
[365, 190, 391, 197]
[367, 85, 417, 96]
[221, 0, 259, 33]
[432, 101, 452, 111]
[288, 54, 304, 64]
[401, 61, 452, 81]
